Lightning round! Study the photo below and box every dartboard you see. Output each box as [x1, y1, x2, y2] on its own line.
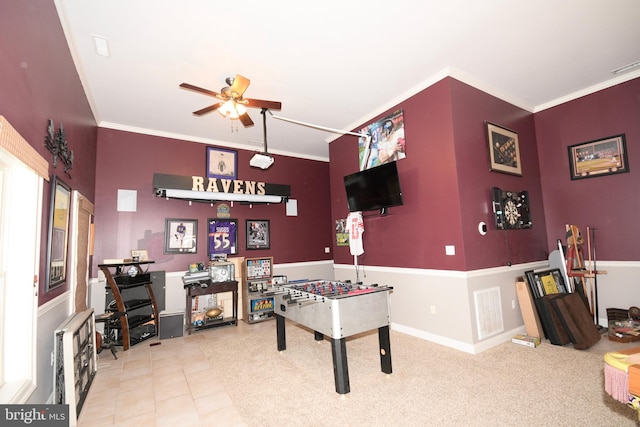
[504, 199, 519, 226]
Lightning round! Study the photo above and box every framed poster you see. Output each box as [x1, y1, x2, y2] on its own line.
[486, 122, 522, 176]
[246, 220, 270, 250]
[335, 219, 348, 246]
[46, 175, 71, 291]
[207, 146, 237, 180]
[208, 218, 238, 256]
[358, 109, 406, 170]
[164, 218, 197, 254]
[568, 134, 629, 180]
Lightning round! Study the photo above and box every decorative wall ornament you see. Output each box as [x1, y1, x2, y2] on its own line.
[45, 119, 74, 177]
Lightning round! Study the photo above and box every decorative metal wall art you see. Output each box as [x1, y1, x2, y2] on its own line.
[45, 119, 74, 177]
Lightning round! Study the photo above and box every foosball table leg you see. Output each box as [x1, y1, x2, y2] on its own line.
[331, 338, 350, 394]
[276, 314, 286, 351]
[378, 325, 392, 374]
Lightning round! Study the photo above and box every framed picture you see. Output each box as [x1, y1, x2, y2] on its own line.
[246, 220, 270, 250]
[207, 146, 237, 180]
[358, 109, 406, 170]
[335, 219, 349, 246]
[130, 249, 149, 262]
[164, 218, 197, 254]
[46, 175, 71, 291]
[568, 134, 629, 180]
[208, 218, 238, 256]
[486, 122, 522, 176]
[524, 268, 567, 299]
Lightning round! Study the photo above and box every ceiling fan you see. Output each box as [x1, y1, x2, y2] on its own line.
[179, 74, 282, 127]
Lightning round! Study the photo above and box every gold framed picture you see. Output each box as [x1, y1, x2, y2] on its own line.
[486, 122, 522, 176]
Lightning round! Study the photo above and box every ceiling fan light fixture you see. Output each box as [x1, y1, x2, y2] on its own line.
[217, 100, 234, 118]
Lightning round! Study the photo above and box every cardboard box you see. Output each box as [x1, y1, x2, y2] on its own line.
[512, 334, 541, 348]
[515, 277, 544, 339]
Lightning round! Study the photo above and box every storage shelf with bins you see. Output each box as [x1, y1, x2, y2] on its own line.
[98, 261, 159, 350]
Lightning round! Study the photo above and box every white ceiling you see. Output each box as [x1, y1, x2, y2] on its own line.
[55, 0, 640, 161]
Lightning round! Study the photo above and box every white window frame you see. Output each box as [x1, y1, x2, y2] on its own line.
[0, 147, 42, 403]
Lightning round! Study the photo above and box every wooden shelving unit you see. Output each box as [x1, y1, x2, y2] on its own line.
[98, 261, 159, 351]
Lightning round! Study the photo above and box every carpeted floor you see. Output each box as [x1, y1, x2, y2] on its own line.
[200, 320, 637, 426]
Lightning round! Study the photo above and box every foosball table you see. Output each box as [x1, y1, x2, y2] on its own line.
[270, 280, 393, 394]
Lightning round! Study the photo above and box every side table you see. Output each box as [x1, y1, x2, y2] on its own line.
[185, 280, 238, 335]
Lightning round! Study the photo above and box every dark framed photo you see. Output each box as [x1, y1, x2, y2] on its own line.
[208, 218, 238, 256]
[524, 268, 567, 299]
[486, 122, 522, 176]
[164, 218, 197, 254]
[207, 146, 237, 180]
[568, 134, 629, 180]
[46, 175, 71, 291]
[246, 220, 270, 250]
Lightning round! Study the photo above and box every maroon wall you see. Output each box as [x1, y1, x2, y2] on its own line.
[450, 79, 548, 269]
[0, 1, 98, 304]
[93, 128, 332, 273]
[331, 79, 463, 269]
[330, 77, 548, 270]
[534, 77, 640, 260]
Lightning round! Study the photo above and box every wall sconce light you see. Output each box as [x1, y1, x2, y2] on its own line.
[44, 119, 73, 177]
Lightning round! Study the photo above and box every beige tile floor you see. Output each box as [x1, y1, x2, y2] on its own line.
[77, 328, 247, 427]
[76, 322, 629, 427]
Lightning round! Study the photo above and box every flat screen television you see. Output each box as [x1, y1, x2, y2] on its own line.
[343, 161, 403, 213]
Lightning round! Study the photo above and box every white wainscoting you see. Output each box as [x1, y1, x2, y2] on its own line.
[333, 260, 640, 354]
[89, 260, 640, 354]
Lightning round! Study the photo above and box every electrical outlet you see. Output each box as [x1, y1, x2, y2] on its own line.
[324, 247, 330, 254]
[445, 245, 455, 256]
[430, 305, 436, 315]
[512, 300, 516, 310]
[50, 351, 54, 366]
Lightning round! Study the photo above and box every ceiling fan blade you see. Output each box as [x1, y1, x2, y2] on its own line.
[193, 102, 223, 116]
[179, 82, 220, 98]
[245, 98, 282, 110]
[230, 74, 250, 97]
[238, 112, 254, 127]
